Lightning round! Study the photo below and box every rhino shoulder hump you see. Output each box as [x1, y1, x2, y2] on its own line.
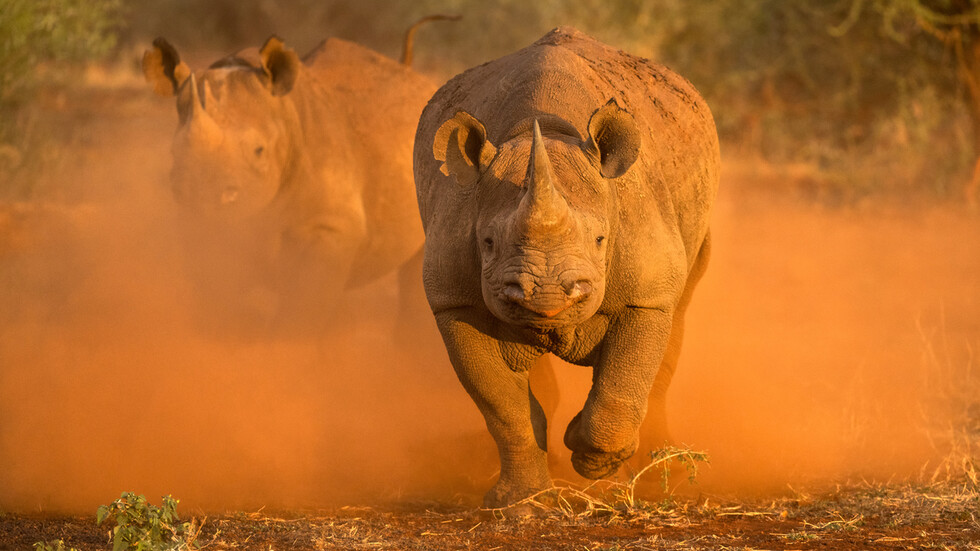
[535, 26, 594, 47]
[303, 37, 401, 73]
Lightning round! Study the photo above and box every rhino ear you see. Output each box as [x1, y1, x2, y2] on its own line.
[433, 111, 497, 187]
[259, 36, 301, 96]
[143, 37, 191, 97]
[584, 98, 640, 179]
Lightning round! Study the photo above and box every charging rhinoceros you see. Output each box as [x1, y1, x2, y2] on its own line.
[413, 27, 720, 506]
[143, 31, 437, 330]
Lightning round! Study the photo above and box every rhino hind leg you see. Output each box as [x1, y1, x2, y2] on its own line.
[640, 230, 712, 456]
[528, 354, 563, 473]
[528, 354, 560, 424]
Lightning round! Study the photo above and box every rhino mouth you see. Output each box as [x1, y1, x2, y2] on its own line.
[497, 300, 592, 329]
[488, 279, 598, 328]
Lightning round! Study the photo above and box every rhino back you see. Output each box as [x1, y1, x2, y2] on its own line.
[296, 38, 434, 282]
[415, 27, 719, 311]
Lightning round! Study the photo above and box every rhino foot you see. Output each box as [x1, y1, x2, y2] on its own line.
[483, 475, 553, 509]
[564, 411, 639, 479]
[570, 448, 633, 479]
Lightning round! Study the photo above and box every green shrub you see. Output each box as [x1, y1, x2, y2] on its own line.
[96, 492, 196, 551]
[641, 0, 976, 199]
[0, 0, 123, 180]
[33, 540, 80, 551]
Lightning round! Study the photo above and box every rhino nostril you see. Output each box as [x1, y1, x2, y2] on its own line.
[221, 186, 240, 205]
[503, 283, 528, 303]
[566, 280, 592, 301]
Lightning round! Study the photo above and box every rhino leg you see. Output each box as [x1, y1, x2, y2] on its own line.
[641, 231, 712, 453]
[394, 247, 438, 347]
[435, 308, 552, 507]
[528, 354, 560, 426]
[275, 213, 366, 332]
[529, 354, 561, 471]
[563, 306, 675, 479]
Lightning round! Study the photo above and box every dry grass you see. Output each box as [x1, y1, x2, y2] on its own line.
[482, 446, 710, 521]
[915, 315, 980, 494]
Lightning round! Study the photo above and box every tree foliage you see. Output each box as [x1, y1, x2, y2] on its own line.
[643, 1, 973, 196]
[0, 0, 123, 163]
[4, 0, 974, 199]
[387, 0, 978, 197]
[0, 0, 123, 106]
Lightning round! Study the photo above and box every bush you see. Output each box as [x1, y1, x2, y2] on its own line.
[406, 0, 977, 200]
[648, 0, 974, 200]
[0, 0, 123, 189]
[7, 0, 973, 201]
[96, 492, 196, 551]
[33, 540, 80, 551]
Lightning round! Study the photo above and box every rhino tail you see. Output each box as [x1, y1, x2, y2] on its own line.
[400, 14, 462, 66]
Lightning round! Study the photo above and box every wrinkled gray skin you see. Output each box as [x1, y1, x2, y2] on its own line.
[414, 27, 720, 507]
[144, 36, 432, 326]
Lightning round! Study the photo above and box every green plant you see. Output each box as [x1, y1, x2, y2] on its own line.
[0, 0, 123, 194]
[0, 0, 123, 104]
[777, 530, 819, 542]
[33, 540, 80, 551]
[96, 492, 197, 551]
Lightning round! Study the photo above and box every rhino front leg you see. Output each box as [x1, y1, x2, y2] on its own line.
[435, 308, 551, 507]
[394, 248, 437, 347]
[564, 306, 674, 479]
[276, 212, 366, 330]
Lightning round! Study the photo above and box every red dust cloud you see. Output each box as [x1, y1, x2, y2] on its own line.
[1, 73, 979, 514]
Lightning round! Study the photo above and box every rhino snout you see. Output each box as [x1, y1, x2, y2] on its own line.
[501, 278, 593, 318]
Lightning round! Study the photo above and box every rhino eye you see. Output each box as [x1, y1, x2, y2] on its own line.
[596, 235, 605, 247]
[254, 146, 264, 156]
[483, 237, 494, 251]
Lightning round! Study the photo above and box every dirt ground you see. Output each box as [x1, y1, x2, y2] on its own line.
[1, 58, 978, 549]
[3, 480, 979, 549]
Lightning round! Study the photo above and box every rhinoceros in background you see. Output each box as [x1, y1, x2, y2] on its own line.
[143, 24, 446, 332]
[414, 27, 720, 506]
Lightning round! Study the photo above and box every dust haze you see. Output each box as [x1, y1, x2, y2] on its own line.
[1, 48, 979, 514]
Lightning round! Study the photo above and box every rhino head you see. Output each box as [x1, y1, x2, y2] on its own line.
[434, 100, 640, 330]
[143, 37, 302, 218]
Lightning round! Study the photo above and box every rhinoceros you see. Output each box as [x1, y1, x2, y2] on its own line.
[414, 27, 720, 506]
[143, 30, 439, 329]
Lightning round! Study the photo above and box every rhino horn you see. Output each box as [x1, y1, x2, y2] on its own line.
[188, 73, 203, 115]
[202, 79, 218, 111]
[185, 74, 223, 149]
[516, 121, 571, 236]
